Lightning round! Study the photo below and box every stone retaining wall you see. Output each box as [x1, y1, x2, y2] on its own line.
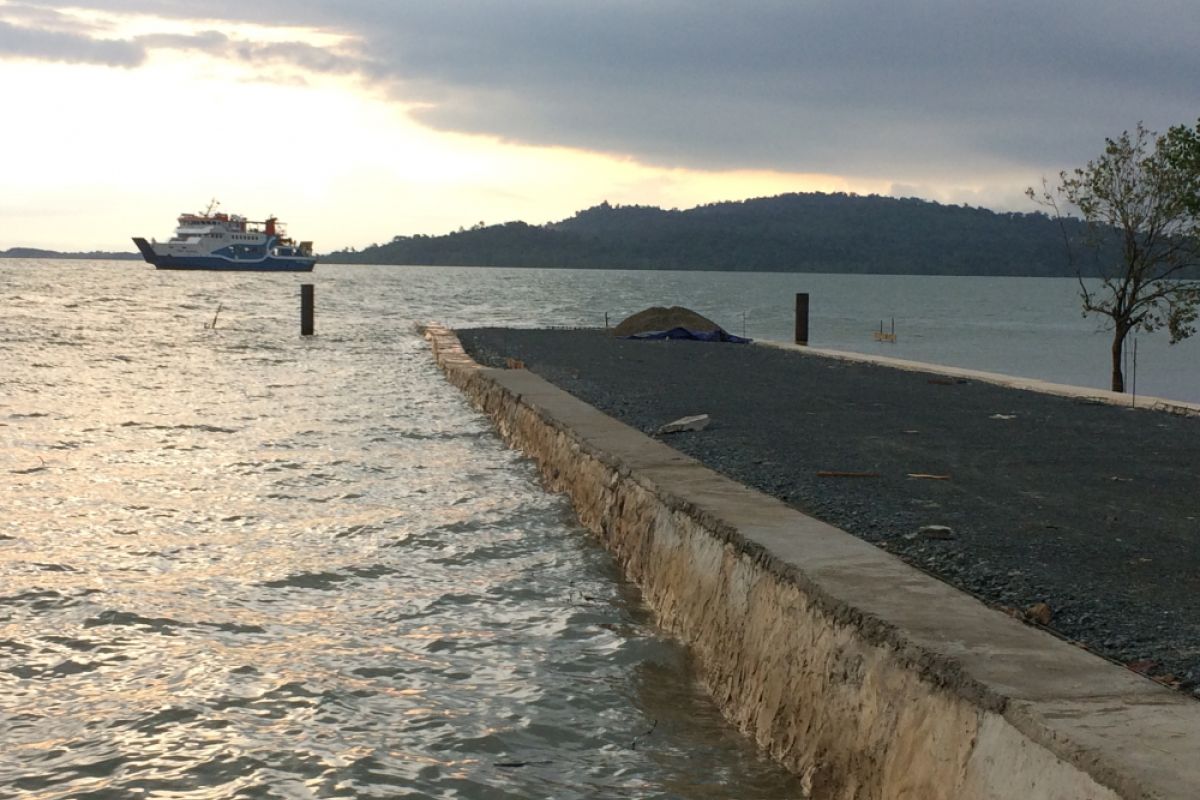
[424, 324, 1198, 800]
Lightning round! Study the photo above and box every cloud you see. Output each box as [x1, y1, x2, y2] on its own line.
[134, 30, 366, 75]
[0, 18, 142, 66]
[350, 1, 1200, 179]
[0, 2, 103, 34]
[4, 0, 1199, 186]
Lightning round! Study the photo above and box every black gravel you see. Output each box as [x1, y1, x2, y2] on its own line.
[458, 327, 1200, 694]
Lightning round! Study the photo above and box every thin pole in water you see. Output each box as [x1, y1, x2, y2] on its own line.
[795, 293, 809, 345]
[301, 284, 315, 336]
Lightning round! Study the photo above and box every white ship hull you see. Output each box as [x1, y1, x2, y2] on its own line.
[133, 208, 316, 272]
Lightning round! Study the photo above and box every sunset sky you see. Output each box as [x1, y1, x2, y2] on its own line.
[1, 1, 1196, 252]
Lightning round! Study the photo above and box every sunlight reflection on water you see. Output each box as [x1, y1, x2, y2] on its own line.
[0, 261, 806, 799]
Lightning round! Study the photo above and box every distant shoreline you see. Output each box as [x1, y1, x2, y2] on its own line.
[0, 254, 1106, 278]
[0, 255, 1158, 280]
[0, 248, 141, 260]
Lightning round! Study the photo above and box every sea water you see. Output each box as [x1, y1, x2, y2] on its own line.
[3, 259, 1197, 798]
[0, 261, 807, 799]
[327, 262, 1196, 402]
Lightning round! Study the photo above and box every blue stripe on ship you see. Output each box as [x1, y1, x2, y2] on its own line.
[132, 237, 315, 271]
[152, 255, 316, 272]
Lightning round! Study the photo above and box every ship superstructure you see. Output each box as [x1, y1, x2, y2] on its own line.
[133, 203, 316, 271]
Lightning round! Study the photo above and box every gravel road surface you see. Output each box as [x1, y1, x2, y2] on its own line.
[458, 327, 1200, 693]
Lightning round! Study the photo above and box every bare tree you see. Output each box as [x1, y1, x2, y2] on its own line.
[1030, 121, 1200, 392]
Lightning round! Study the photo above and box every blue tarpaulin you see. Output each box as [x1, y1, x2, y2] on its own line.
[623, 327, 752, 343]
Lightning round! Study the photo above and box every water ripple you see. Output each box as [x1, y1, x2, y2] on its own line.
[0, 261, 806, 799]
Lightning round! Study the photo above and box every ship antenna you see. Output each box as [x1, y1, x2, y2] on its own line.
[204, 198, 220, 216]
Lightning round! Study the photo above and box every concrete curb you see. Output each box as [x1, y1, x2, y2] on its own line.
[423, 323, 1199, 799]
[757, 340, 1200, 418]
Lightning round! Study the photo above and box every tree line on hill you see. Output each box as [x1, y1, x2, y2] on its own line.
[324, 192, 1119, 277]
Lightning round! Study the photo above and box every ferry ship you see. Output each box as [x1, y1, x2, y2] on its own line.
[133, 204, 316, 271]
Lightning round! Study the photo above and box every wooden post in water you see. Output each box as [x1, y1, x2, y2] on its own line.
[795, 292, 809, 346]
[301, 284, 315, 336]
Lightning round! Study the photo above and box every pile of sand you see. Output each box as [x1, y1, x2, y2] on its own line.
[611, 306, 723, 337]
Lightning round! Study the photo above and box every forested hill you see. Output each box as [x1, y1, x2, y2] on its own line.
[324, 192, 1109, 276]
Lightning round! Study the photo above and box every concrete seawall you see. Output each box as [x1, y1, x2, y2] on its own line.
[424, 324, 1198, 799]
[758, 341, 1200, 417]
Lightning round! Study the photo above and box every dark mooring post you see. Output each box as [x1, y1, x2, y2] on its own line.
[795, 292, 809, 346]
[301, 284, 315, 336]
